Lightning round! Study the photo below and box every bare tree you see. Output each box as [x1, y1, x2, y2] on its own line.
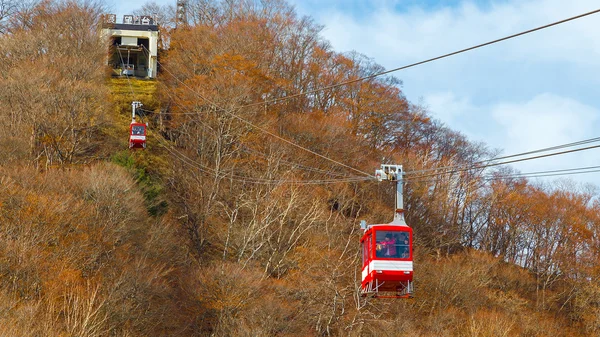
[0, 0, 108, 166]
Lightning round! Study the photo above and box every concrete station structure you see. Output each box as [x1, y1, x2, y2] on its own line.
[101, 14, 159, 78]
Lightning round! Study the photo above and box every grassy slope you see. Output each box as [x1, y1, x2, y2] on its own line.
[105, 77, 170, 216]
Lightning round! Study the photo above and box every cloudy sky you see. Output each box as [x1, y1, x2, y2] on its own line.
[108, 0, 600, 187]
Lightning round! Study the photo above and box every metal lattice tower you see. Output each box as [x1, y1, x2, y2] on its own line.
[176, 0, 188, 27]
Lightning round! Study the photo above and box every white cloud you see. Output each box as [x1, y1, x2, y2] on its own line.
[424, 91, 600, 186]
[305, 0, 600, 103]
[312, 0, 600, 64]
[489, 93, 600, 176]
[492, 93, 598, 150]
[423, 91, 482, 133]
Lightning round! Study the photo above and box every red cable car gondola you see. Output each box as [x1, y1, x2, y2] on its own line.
[129, 122, 147, 149]
[360, 164, 414, 298]
[129, 101, 147, 150]
[360, 219, 413, 298]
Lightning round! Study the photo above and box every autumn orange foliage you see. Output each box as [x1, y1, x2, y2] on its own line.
[0, 0, 599, 336]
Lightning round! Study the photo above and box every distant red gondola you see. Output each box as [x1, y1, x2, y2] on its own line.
[129, 122, 147, 149]
[360, 164, 414, 298]
[129, 101, 146, 150]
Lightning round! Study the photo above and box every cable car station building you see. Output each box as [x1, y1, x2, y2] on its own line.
[101, 14, 159, 78]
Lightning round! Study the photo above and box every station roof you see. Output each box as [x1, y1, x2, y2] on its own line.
[104, 23, 159, 32]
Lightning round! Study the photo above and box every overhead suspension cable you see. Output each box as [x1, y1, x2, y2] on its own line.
[406, 143, 600, 181]
[152, 117, 368, 184]
[236, 8, 600, 110]
[406, 136, 600, 176]
[138, 48, 369, 185]
[238, 145, 349, 178]
[142, 8, 600, 183]
[152, 53, 373, 178]
[150, 7, 600, 178]
[155, 134, 370, 185]
[406, 165, 600, 184]
[140, 58, 350, 180]
[486, 165, 600, 181]
[116, 47, 137, 100]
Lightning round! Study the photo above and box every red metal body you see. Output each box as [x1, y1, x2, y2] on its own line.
[129, 122, 147, 149]
[360, 220, 413, 297]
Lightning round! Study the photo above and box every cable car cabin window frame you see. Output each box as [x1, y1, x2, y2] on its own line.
[373, 229, 411, 260]
[131, 125, 146, 136]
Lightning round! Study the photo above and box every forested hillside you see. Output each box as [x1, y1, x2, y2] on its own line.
[0, 0, 599, 336]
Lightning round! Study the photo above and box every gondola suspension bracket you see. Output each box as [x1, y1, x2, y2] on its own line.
[375, 164, 405, 221]
[131, 101, 143, 122]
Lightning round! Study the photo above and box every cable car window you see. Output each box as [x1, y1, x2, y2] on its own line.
[375, 230, 410, 258]
[396, 231, 410, 258]
[131, 125, 145, 135]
